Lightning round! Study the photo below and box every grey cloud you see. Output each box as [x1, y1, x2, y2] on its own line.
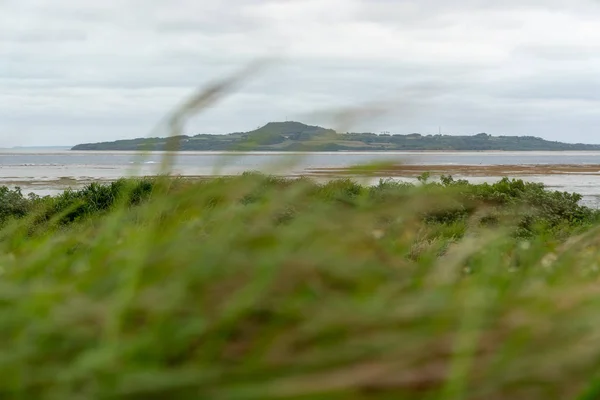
[152, 2, 264, 34]
[512, 44, 600, 61]
[495, 78, 600, 102]
[0, 29, 87, 43]
[3, 0, 600, 146]
[361, 0, 600, 19]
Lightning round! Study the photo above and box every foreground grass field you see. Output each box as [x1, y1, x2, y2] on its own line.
[2, 173, 600, 399]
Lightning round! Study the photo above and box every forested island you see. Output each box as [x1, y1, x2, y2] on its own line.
[71, 121, 600, 151]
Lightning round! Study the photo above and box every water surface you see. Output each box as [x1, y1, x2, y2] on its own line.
[2, 150, 600, 206]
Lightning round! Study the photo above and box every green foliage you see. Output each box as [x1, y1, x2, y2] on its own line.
[1, 175, 600, 398]
[2, 178, 156, 228]
[0, 186, 32, 224]
[46, 179, 153, 223]
[428, 176, 600, 237]
[417, 171, 431, 183]
[71, 121, 600, 151]
[1, 176, 597, 241]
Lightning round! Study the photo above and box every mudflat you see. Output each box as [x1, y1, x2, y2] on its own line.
[305, 164, 600, 177]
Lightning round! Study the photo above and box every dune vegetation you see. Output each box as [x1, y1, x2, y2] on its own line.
[2, 171, 600, 399]
[8, 64, 600, 398]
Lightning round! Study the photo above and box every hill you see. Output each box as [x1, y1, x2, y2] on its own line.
[71, 122, 600, 151]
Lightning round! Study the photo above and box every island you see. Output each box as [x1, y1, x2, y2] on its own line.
[71, 121, 600, 151]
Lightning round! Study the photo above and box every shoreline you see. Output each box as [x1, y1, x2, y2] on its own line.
[2, 169, 600, 208]
[306, 164, 600, 177]
[5, 149, 600, 156]
[4, 164, 600, 188]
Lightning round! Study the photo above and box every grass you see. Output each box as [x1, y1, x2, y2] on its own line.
[1, 173, 600, 399]
[6, 64, 600, 399]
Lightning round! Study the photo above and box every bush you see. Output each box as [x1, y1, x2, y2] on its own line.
[0, 175, 598, 243]
[421, 176, 600, 237]
[0, 186, 31, 224]
[1, 173, 600, 399]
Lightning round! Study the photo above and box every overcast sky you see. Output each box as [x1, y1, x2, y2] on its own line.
[3, 0, 600, 146]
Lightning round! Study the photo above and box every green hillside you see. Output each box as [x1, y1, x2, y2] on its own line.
[71, 121, 600, 151]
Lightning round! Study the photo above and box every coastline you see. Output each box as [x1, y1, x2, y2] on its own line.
[5, 163, 600, 197]
[5, 164, 600, 187]
[306, 164, 600, 177]
[65, 149, 600, 155]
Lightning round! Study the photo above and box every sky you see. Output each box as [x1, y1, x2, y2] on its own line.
[3, 0, 600, 146]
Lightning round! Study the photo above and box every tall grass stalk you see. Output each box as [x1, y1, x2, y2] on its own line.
[2, 70, 600, 399]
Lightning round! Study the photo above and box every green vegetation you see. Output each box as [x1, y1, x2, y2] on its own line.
[3, 172, 600, 398]
[72, 121, 600, 151]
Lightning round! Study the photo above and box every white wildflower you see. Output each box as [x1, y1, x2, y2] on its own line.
[541, 253, 558, 269]
[371, 229, 384, 240]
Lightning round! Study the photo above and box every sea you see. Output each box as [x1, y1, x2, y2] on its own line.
[3, 148, 600, 207]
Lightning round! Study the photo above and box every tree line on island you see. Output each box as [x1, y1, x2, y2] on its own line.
[71, 121, 600, 151]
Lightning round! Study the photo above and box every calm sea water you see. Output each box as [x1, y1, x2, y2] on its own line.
[2, 149, 600, 206]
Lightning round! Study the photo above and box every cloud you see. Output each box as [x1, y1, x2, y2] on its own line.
[2, 0, 600, 146]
